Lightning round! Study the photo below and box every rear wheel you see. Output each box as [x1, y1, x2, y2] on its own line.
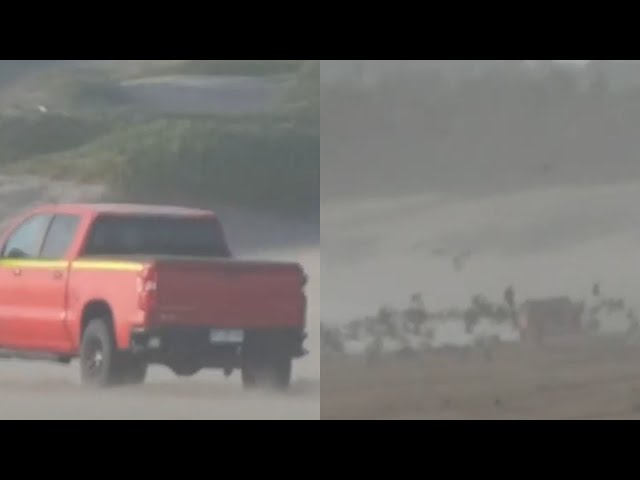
[80, 319, 120, 388]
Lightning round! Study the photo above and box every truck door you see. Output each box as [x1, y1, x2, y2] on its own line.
[28, 214, 81, 352]
[0, 213, 53, 349]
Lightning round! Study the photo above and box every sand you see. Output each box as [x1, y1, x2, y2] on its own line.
[322, 334, 640, 420]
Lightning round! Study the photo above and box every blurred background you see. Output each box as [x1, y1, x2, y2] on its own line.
[322, 60, 640, 319]
[320, 60, 640, 419]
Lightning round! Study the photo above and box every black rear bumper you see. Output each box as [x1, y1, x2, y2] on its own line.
[129, 326, 307, 369]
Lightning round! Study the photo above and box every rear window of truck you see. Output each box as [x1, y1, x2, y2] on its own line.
[83, 215, 230, 257]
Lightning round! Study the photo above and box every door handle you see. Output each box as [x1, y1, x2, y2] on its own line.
[12, 268, 21, 277]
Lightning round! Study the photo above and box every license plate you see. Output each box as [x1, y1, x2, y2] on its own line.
[209, 329, 244, 344]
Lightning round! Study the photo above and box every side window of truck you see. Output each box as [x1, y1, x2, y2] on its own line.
[40, 215, 81, 259]
[1, 214, 53, 259]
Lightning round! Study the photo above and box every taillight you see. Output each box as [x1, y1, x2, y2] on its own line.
[137, 265, 157, 312]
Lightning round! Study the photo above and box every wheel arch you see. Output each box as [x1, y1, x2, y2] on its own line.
[81, 299, 115, 341]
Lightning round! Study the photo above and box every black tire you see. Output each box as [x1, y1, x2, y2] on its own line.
[241, 353, 292, 391]
[80, 319, 120, 388]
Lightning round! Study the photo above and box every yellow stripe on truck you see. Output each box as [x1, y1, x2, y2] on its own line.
[71, 261, 145, 272]
[0, 259, 68, 269]
[0, 259, 144, 271]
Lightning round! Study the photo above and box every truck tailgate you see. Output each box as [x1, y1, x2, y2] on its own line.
[150, 259, 306, 329]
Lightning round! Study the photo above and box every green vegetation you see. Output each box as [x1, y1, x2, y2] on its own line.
[0, 60, 319, 218]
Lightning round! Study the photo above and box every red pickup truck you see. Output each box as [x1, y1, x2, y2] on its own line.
[0, 203, 307, 390]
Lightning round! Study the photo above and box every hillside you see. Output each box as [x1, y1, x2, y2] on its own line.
[0, 60, 319, 219]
